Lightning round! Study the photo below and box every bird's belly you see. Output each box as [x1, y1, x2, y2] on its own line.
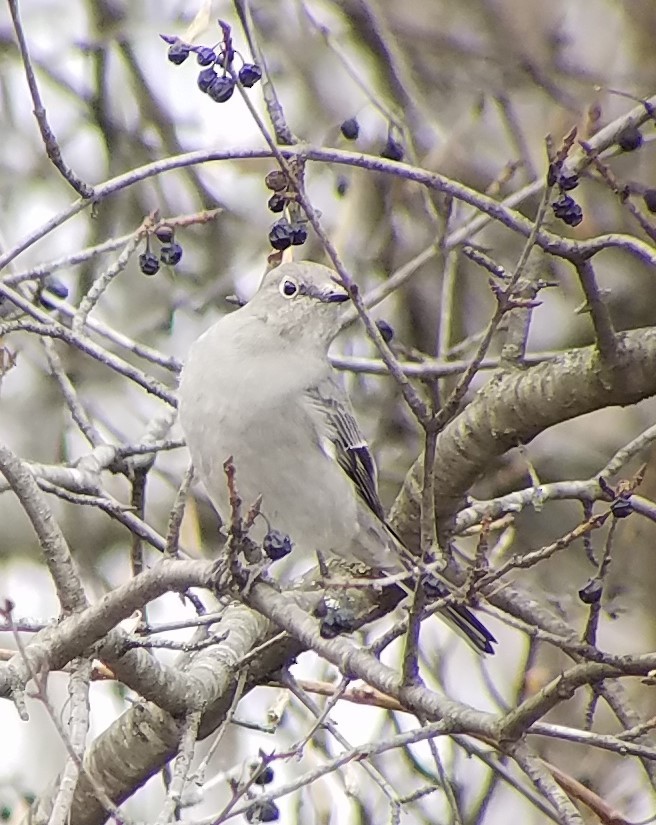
[191, 404, 357, 557]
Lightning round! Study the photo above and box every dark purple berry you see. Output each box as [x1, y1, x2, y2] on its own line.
[263, 529, 293, 561]
[197, 68, 218, 93]
[552, 194, 583, 227]
[155, 224, 174, 244]
[265, 170, 287, 192]
[160, 243, 183, 266]
[617, 123, 643, 152]
[167, 41, 191, 65]
[340, 117, 359, 140]
[643, 189, 656, 213]
[336, 176, 348, 197]
[268, 219, 293, 251]
[139, 251, 160, 276]
[43, 276, 68, 300]
[253, 766, 275, 786]
[39, 276, 69, 309]
[376, 319, 394, 343]
[267, 193, 286, 213]
[194, 46, 216, 67]
[611, 497, 633, 518]
[381, 136, 404, 161]
[289, 222, 308, 246]
[579, 578, 603, 604]
[238, 63, 262, 88]
[558, 173, 579, 191]
[207, 75, 235, 103]
[246, 800, 279, 823]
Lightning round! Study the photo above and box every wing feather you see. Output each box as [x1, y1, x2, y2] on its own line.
[305, 381, 385, 521]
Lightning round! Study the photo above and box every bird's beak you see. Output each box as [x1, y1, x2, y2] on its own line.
[325, 289, 349, 303]
[324, 277, 350, 303]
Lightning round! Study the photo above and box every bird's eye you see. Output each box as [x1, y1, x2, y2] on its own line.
[280, 278, 298, 298]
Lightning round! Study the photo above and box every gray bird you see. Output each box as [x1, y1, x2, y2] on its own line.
[178, 260, 496, 654]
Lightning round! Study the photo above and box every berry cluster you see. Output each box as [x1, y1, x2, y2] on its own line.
[139, 224, 183, 276]
[264, 169, 309, 251]
[549, 164, 583, 227]
[161, 20, 261, 105]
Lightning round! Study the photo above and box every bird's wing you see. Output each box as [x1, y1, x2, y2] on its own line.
[305, 379, 497, 655]
[304, 379, 386, 522]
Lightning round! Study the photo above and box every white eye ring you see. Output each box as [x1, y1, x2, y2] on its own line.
[279, 278, 299, 298]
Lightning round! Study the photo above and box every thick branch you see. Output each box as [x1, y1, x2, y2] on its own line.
[390, 326, 656, 537]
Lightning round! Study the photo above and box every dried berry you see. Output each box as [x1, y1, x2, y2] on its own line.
[611, 497, 633, 518]
[268, 219, 293, 251]
[194, 46, 216, 67]
[39, 276, 69, 310]
[197, 68, 218, 94]
[579, 578, 603, 604]
[161, 35, 191, 65]
[246, 800, 279, 823]
[558, 173, 579, 191]
[239, 63, 262, 87]
[155, 224, 174, 243]
[376, 319, 394, 343]
[336, 176, 348, 197]
[340, 117, 359, 140]
[643, 189, 656, 213]
[43, 276, 68, 300]
[139, 251, 160, 276]
[263, 529, 293, 560]
[617, 123, 643, 152]
[289, 222, 308, 246]
[267, 193, 286, 213]
[265, 170, 287, 192]
[253, 766, 275, 786]
[552, 194, 583, 227]
[160, 243, 183, 266]
[207, 75, 235, 103]
[381, 136, 404, 161]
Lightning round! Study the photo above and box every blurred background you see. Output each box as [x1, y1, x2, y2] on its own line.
[1, 0, 656, 822]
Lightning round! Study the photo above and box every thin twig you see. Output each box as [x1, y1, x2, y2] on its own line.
[573, 258, 618, 365]
[7, 0, 93, 198]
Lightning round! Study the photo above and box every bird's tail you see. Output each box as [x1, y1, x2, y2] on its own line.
[437, 600, 497, 655]
[397, 576, 496, 654]
[385, 528, 497, 654]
